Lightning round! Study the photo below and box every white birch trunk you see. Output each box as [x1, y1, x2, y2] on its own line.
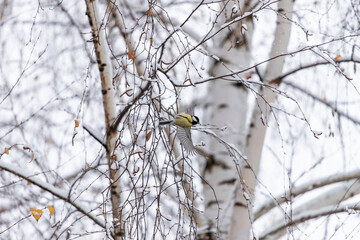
[245, 0, 294, 239]
[85, 1, 123, 239]
[200, 2, 253, 239]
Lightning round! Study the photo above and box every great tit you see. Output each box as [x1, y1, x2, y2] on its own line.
[160, 113, 199, 155]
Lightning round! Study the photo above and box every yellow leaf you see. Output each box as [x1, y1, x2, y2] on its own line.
[27, 181, 32, 185]
[4, 147, 9, 155]
[74, 120, 79, 128]
[30, 208, 43, 222]
[334, 54, 341, 61]
[48, 205, 55, 218]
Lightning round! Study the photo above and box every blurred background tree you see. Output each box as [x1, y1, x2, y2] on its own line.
[1, 0, 360, 239]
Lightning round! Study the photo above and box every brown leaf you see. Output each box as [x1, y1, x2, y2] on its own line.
[334, 54, 341, 61]
[147, 8, 152, 15]
[270, 78, 282, 86]
[4, 147, 9, 155]
[30, 208, 43, 222]
[146, 131, 152, 142]
[128, 51, 135, 60]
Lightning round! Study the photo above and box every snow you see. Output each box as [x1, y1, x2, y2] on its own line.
[211, 55, 220, 61]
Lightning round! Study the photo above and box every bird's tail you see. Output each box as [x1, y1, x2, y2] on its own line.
[159, 120, 173, 125]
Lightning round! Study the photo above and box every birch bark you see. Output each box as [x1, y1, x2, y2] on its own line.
[85, 1, 123, 239]
[201, 0, 294, 239]
[244, 0, 294, 239]
[200, 1, 253, 239]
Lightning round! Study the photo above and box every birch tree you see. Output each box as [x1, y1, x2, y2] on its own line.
[1, 0, 360, 239]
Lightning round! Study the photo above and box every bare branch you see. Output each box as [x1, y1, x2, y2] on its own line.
[254, 169, 360, 219]
[283, 80, 360, 125]
[272, 57, 360, 83]
[0, 161, 106, 229]
[259, 202, 360, 239]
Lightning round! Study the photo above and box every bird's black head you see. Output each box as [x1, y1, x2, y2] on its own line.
[192, 115, 200, 125]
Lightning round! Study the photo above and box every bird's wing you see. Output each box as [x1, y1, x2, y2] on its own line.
[176, 126, 197, 155]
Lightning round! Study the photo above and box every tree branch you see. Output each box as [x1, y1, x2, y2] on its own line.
[254, 169, 360, 219]
[272, 57, 360, 83]
[109, 81, 151, 133]
[259, 202, 360, 239]
[83, 123, 107, 150]
[0, 161, 106, 229]
[283, 80, 360, 125]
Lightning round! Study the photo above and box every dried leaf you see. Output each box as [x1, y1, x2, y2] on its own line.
[269, 78, 282, 86]
[4, 147, 9, 155]
[27, 181, 32, 185]
[30, 208, 43, 222]
[146, 131, 152, 142]
[150, 38, 153, 45]
[74, 120, 79, 128]
[334, 54, 341, 61]
[48, 205, 55, 218]
[147, 8, 152, 15]
[23, 146, 30, 150]
[128, 51, 135, 60]
[85, 161, 91, 168]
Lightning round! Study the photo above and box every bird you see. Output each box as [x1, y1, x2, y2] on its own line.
[159, 113, 199, 155]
